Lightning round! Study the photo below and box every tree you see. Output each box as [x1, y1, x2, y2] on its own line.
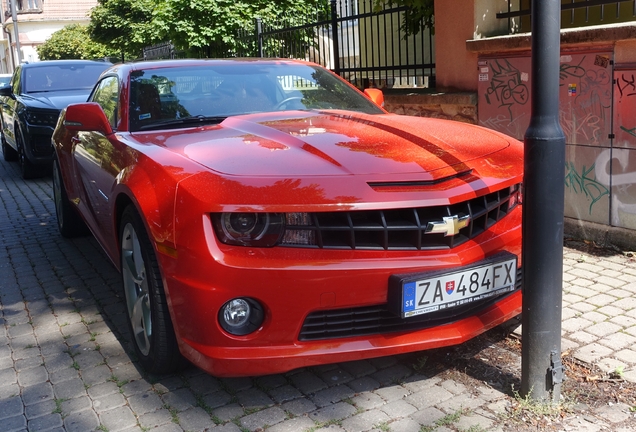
[88, 0, 158, 59]
[88, 0, 329, 59]
[37, 24, 118, 60]
[373, 0, 434, 35]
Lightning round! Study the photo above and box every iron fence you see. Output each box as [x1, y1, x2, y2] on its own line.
[236, 0, 435, 89]
[498, 0, 636, 34]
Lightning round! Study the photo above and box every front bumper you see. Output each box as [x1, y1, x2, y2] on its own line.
[24, 124, 55, 165]
[157, 207, 522, 377]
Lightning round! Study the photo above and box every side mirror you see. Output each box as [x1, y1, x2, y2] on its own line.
[0, 85, 13, 98]
[63, 102, 113, 135]
[364, 88, 384, 108]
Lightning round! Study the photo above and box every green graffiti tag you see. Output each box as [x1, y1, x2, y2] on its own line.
[620, 125, 636, 138]
[564, 162, 609, 214]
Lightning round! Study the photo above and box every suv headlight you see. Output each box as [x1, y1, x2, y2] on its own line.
[25, 109, 60, 127]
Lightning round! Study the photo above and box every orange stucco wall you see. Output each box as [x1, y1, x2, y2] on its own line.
[434, 0, 478, 92]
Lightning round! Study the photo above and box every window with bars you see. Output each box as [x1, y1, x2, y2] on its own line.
[498, 0, 636, 34]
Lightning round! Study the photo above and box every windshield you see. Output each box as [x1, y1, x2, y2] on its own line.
[24, 63, 109, 93]
[129, 62, 384, 132]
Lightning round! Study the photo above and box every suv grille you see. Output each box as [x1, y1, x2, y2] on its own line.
[299, 268, 522, 341]
[282, 184, 521, 250]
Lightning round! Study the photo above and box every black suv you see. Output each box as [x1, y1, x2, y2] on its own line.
[0, 60, 111, 178]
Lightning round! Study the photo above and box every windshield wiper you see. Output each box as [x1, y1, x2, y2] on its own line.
[137, 115, 227, 131]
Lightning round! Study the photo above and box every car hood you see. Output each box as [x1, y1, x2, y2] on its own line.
[145, 111, 514, 177]
[20, 90, 91, 111]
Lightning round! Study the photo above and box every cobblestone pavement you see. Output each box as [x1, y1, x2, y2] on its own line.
[1, 157, 635, 432]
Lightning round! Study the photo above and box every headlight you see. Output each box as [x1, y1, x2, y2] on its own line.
[25, 109, 60, 127]
[211, 213, 285, 247]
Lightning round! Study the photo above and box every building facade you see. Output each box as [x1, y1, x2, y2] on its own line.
[1, 0, 97, 72]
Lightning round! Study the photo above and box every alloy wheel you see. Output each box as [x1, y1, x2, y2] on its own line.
[121, 222, 152, 356]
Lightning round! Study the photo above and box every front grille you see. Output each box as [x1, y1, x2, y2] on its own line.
[283, 184, 521, 250]
[30, 134, 54, 156]
[299, 268, 522, 341]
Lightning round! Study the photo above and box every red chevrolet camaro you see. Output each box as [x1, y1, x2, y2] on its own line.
[52, 59, 523, 377]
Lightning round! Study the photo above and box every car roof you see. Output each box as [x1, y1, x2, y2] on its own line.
[21, 60, 112, 69]
[126, 58, 311, 71]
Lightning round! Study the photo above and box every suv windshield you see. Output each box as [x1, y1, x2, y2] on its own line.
[129, 63, 384, 132]
[24, 64, 109, 93]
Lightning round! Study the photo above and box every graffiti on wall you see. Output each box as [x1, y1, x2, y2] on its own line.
[483, 59, 529, 123]
[559, 54, 612, 145]
[564, 161, 609, 215]
[616, 72, 636, 144]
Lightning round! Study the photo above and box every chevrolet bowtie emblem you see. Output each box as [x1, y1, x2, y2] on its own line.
[425, 215, 470, 237]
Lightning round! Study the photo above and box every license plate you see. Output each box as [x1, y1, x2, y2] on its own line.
[388, 252, 518, 318]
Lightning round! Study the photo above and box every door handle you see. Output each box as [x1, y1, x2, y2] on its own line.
[71, 136, 81, 144]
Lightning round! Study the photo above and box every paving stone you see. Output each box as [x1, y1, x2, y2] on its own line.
[201, 389, 232, 409]
[178, 407, 214, 431]
[370, 364, 412, 386]
[211, 403, 244, 422]
[93, 391, 127, 413]
[0, 396, 23, 420]
[586, 321, 624, 337]
[21, 382, 54, 406]
[288, 371, 328, 394]
[281, 397, 317, 417]
[138, 408, 174, 429]
[614, 348, 636, 364]
[379, 399, 417, 417]
[347, 376, 380, 393]
[128, 391, 164, 415]
[220, 376, 253, 393]
[239, 406, 287, 431]
[268, 384, 302, 404]
[405, 386, 453, 409]
[410, 406, 446, 426]
[161, 387, 197, 412]
[49, 367, 80, 385]
[17, 365, 48, 387]
[1, 414, 27, 431]
[63, 409, 100, 432]
[213, 423, 243, 432]
[0, 367, 18, 388]
[312, 384, 355, 407]
[351, 391, 385, 410]
[308, 401, 357, 424]
[188, 373, 223, 395]
[80, 364, 112, 386]
[319, 367, 354, 386]
[25, 399, 56, 420]
[453, 412, 495, 431]
[236, 387, 275, 409]
[386, 417, 422, 432]
[266, 416, 316, 432]
[53, 378, 86, 400]
[27, 412, 63, 431]
[574, 343, 615, 364]
[341, 409, 391, 432]
[98, 405, 137, 431]
[374, 384, 409, 402]
[61, 395, 92, 415]
[253, 373, 286, 390]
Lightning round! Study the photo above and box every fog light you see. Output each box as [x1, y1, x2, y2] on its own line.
[219, 298, 264, 336]
[223, 299, 250, 327]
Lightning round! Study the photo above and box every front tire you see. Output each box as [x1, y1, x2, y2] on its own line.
[52, 158, 89, 238]
[16, 127, 39, 179]
[120, 205, 181, 374]
[2, 132, 17, 161]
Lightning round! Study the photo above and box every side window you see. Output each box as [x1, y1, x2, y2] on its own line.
[12, 67, 22, 95]
[90, 76, 119, 129]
